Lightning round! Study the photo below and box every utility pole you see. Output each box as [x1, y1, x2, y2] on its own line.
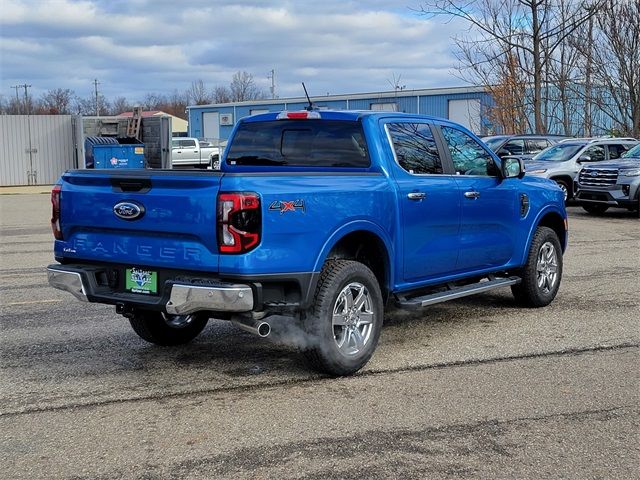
[267, 69, 276, 99]
[93, 78, 100, 116]
[22, 84, 32, 115]
[10, 85, 21, 113]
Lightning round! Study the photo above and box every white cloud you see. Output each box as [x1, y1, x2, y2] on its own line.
[0, 0, 466, 101]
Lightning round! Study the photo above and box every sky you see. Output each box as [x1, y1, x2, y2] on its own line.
[0, 0, 468, 103]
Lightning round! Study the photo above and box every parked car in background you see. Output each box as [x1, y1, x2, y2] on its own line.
[171, 137, 220, 168]
[575, 143, 640, 217]
[481, 134, 568, 160]
[525, 137, 639, 201]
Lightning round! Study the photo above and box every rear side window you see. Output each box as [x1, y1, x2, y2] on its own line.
[608, 144, 631, 160]
[387, 123, 442, 175]
[526, 139, 550, 154]
[226, 120, 370, 167]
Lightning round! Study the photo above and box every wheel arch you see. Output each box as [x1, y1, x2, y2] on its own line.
[549, 174, 575, 196]
[314, 222, 393, 301]
[529, 209, 568, 254]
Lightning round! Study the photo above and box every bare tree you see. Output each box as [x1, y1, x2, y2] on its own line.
[74, 94, 110, 116]
[111, 96, 133, 115]
[213, 85, 232, 103]
[586, 0, 640, 137]
[229, 71, 266, 102]
[420, 0, 602, 133]
[38, 88, 74, 114]
[188, 79, 213, 105]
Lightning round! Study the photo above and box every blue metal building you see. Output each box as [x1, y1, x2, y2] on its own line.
[187, 86, 493, 142]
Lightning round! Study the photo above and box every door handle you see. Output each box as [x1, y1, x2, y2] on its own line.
[407, 192, 427, 201]
[464, 191, 480, 199]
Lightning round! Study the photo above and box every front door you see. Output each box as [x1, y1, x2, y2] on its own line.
[385, 121, 461, 284]
[438, 125, 518, 272]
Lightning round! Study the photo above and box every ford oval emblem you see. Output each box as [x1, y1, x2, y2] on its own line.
[113, 201, 145, 221]
[590, 171, 599, 177]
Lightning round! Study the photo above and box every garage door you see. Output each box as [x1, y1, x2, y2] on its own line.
[202, 112, 220, 141]
[448, 99, 481, 134]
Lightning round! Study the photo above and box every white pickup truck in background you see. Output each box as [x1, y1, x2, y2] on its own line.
[171, 137, 220, 169]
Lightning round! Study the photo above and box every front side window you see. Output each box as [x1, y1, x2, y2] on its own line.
[387, 123, 442, 174]
[583, 145, 606, 162]
[502, 139, 524, 156]
[441, 126, 497, 176]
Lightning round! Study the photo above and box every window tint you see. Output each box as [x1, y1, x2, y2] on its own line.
[583, 145, 606, 162]
[441, 126, 497, 176]
[226, 120, 370, 167]
[387, 123, 442, 174]
[608, 144, 630, 160]
[502, 139, 524, 155]
[526, 139, 550, 154]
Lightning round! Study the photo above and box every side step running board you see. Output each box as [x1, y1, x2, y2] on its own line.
[395, 276, 521, 310]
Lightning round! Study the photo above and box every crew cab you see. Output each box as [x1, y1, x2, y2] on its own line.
[171, 137, 220, 168]
[47, 111, 568, 376]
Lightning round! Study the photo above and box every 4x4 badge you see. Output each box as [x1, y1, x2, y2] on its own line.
[269, 199, 305, 214]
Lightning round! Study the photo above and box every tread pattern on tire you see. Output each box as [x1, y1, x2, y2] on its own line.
[302, 259, 383, 376]
[511, 226, 562, 308]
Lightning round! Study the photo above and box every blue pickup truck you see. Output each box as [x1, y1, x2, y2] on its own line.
[47, 110, 567, 375]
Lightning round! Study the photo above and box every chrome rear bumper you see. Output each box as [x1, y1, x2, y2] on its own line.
[47, 268, 88, 302]
[46, 266, 254, 314]
[166, 283, 253, 315]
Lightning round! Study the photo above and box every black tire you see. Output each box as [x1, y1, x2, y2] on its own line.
[129, 310, 209, 346]
[582, 204, 609, 215]
[302, 260, 383, 376]
[554, 179, 571, 202]
[512, 226, 563, 307]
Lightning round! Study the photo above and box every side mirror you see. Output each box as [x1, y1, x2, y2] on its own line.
[577, 155, 591, 163]
[502, 157, 525, 179]
[497, 148, 510, 158]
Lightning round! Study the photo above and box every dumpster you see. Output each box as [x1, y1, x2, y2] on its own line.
[84, 136, 145, 169]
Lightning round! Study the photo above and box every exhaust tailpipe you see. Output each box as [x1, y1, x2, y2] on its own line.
[231, 315, 271, 337]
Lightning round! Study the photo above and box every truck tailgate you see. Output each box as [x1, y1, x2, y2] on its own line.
[56, 170, 222, 272]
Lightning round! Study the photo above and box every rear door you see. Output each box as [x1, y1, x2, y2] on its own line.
[438, 125, 518, 272]
[385, 121, 461, 283]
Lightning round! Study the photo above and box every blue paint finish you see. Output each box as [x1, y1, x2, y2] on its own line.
[55, 171, 221, 272]
[54, 110, 567, 299]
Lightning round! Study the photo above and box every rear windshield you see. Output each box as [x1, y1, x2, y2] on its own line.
[226, 120, 370, 167]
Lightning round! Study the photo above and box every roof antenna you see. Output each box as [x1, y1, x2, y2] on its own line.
[302, 82, 315, 111]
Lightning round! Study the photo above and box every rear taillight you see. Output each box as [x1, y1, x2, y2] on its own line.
[51, 185, 63, 240]
[217, 192, 261, 253]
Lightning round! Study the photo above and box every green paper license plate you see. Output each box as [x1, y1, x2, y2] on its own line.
[125, 268, 158, 295]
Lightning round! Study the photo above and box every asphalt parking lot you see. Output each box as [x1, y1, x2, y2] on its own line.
[1, 193, 638, 479]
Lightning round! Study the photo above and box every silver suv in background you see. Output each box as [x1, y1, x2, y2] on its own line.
[575, 143, 640, 217]
[526, 137, 639, 201]
[481, 134, 568, 160]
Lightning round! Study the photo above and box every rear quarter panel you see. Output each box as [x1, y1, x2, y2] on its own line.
[218, 173, 396, 276]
